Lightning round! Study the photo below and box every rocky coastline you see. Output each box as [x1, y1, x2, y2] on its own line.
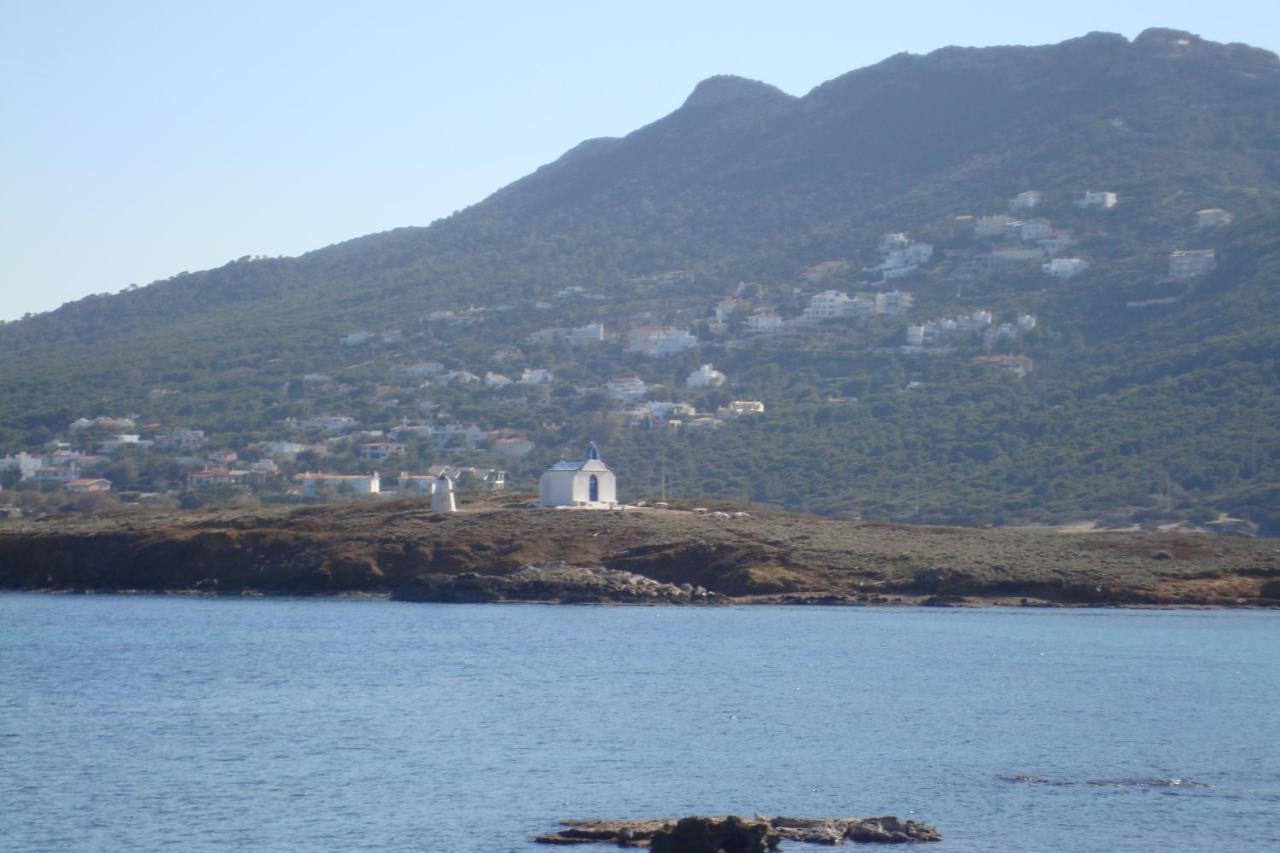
[1, 497, 1277, 608]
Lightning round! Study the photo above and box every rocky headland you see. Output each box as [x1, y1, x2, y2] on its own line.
[1, 495, 1278, 607]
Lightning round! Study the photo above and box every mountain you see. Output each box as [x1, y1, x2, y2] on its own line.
[2, 28, 1279, 531]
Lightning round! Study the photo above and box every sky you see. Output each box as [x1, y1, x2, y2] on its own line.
[2, 1, 1277, 321]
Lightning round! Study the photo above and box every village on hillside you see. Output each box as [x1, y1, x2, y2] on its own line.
[0, 188, 1232, 519]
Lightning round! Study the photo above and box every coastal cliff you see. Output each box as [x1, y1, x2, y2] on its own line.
[1, 496, 1277, 606]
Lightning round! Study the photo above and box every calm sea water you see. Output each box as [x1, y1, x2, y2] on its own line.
[1, 594, 1277, 852]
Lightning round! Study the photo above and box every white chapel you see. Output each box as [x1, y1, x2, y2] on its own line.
[538, 442, 618, 508]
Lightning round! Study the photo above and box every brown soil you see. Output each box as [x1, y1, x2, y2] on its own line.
[1, 494, 1277, 607]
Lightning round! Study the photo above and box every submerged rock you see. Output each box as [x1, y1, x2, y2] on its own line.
[535, 815, 941, 847]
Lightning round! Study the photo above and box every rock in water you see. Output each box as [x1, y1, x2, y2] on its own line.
[845, 816, 942, 843]
[648, 816, 777, 852]
[534, 814, 941, 846]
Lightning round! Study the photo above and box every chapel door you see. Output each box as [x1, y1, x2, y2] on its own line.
[589, 474, 599, 502]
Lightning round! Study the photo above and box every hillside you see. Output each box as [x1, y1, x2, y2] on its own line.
[1, 27, 1278, 530]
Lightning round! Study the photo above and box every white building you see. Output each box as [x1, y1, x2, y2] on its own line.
[974, 214, 1016, 238]
[718, 400, 765, 417]
[745, 312, 786, 335]
[877, 290, 914, 316]
[538, 443, 617, 508]
[295, 472, 381, 497]
[879, 232, 911, 251]
[1075, 190, 1118, 209]
[1010, 190, 1042, 212]
[905, 325, 926, 346]
[628, 327, 698, 357]
[1043, 257, 1090, 279]
[1169, 249, 1217, 278]
[802, 290, 854, 322]
[519, 368, 554, 384]
[604, 377, 650, 402]
[1017, 219, 1054, 242]
[686, 364, 726, 388]
[483, 372, 512, 388]
[1194, 208, 1234, 229]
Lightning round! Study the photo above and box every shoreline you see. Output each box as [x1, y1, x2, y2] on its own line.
[2, 497, 1277, 609]
[5, 586, 1276, 611]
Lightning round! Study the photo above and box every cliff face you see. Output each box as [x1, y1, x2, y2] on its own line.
[2, 498, 1277, 606]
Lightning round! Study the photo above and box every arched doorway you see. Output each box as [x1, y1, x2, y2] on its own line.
[588, 474, 599, 502]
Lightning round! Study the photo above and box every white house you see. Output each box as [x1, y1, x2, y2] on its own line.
[1010, 190, 1042, 212]
[605, 377, 650, 402]
[876, 291, 914, 316]
[974, 214, 1016, 238]
[686, 364, 726, 388]
[538, 443, 617, 508]
[295, 472, 381, 497]
[483, 372, 512, 388]
[1169, 249, 1217, 278]
[745, 311, 786, 335]
[519, 368, 554, 384]
[1075, 190, 1118, 209]
[1043, 257, 1090, 279]
[1194, 208, 1233, 229]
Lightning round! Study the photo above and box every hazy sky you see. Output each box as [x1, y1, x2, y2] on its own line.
[2, 1, 1276, 320]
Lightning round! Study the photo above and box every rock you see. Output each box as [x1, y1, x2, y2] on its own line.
[536, 815, 941, 847]
[649, 816, 777, 853]
[846, 816, 942, 843]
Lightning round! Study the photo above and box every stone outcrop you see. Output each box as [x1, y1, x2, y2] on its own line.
[534, 815, 941, 847]
[393, 562, 719, 605]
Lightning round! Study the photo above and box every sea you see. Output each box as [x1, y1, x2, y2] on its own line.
[1, 594, 1277, 852]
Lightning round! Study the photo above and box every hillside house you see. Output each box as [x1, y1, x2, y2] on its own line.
[32, 466, 81, 484]
[1043, 257, 1090, 279]
[628, 326, 698, 356]
[879, 232, 911, 251]
[154, 427, 206, 450]
[686, 364, 726, 388]
[519, 368, 554, 384]
[1075, 190, 1118, 209]
[802, 290, 855, 323]
[359, 442, 406, 462]
[1010, 190, 1042, 212]
[1169, 249, 1217, 278]
[877, 290, 914, 316]
[1016, 219, 1054, 242]
[1194, 208, 1234, 229]
[295, 472, 381, 497]
[718, 400, 765, 418]
[605, 377, 650, 402]
[974, 214, 1016, 238]
[484, 372, 512, 388]
[188, 467, 249, 488]
[65, 478, 112, 494]
[745, 311, 786, 335]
